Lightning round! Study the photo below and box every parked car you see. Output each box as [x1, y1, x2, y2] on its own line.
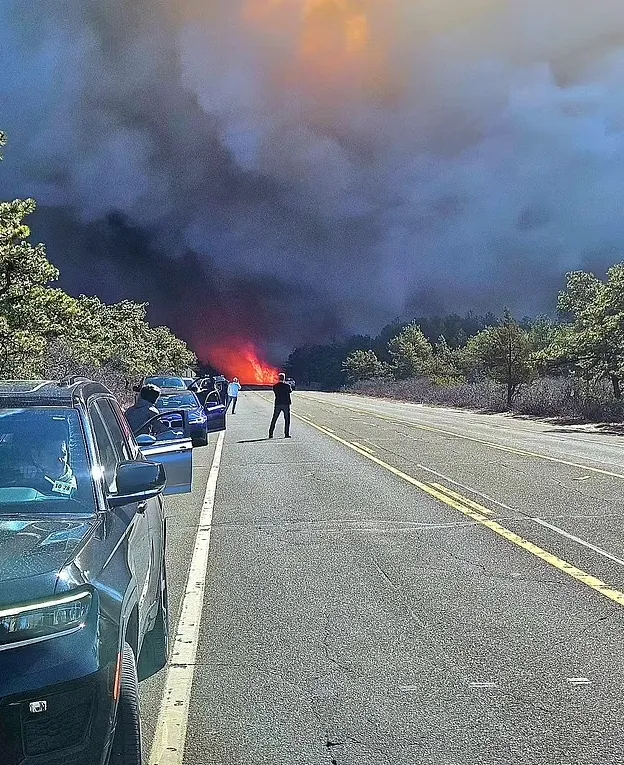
[154, 389, 226, 447]
[142, 375, 187, 391]
[212, 375, 229, 404]
[0, 378, 194, 765]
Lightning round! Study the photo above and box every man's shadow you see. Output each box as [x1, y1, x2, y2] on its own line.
[237, 438, 271, 443]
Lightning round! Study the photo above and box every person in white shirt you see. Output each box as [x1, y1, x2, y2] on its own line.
[227, 378, 242, 413]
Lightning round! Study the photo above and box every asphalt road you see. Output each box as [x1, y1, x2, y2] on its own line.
[141, 391, 624, 765]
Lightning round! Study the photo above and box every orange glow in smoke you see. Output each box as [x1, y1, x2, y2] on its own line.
[300, 0, 370, 60]
[242, 0, 379, 84]
[208, 342, 280, 385]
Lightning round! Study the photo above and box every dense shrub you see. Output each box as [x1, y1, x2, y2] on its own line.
[349, 376, 624, 423]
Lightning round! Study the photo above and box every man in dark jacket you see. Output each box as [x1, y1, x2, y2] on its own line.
[269, 373, 292, 439]
[124, 384, 167, 436]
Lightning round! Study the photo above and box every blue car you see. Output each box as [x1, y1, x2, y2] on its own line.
[155, 389, 226, 447]
[0, 378, 195, 765]
[142, 376, 187, 390]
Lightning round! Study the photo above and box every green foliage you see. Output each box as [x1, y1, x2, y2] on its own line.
[466, 310, 537, 407]
[0, 194, 73, 376]
[342, 350, 391, 383]
[547, 266, 624, 398]
[0, 131, 196, 390]
[41, 297, 196, 396]
[387, 322, 434, 380]
[286, 336, 373, 389]
[430, 335, 466, 386]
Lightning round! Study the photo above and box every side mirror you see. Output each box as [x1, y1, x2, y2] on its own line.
[108, 461, 166, 507]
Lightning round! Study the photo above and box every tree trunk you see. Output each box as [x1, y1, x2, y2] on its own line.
[611, 375, 621, 399]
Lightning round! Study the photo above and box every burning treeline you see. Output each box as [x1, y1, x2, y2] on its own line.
[205, 341, 281, 385]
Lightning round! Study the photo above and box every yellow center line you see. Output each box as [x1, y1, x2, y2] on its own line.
[351, 440, 376, 454]
[294, 411, 624, 609]
[297, 395, 624, 480]
[430, 482, 494, 515]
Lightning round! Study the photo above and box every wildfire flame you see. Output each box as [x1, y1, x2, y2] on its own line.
[207, 341, 280, 385]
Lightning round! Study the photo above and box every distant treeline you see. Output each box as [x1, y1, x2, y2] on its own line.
[285, 311, 529, 391]
[286, 264, 624, 422]
[1, 132, 195, 403]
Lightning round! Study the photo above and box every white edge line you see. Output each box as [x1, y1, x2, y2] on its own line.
[149, 431, 226, 765]
[532, 517, 624, 567]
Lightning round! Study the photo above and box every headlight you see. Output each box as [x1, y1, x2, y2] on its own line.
[0, 590, 92, 647]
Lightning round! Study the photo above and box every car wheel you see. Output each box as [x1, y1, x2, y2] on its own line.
[109, 643, 142, 765]
[138, 559, 170, 681]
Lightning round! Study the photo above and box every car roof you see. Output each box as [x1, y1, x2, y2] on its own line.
[159, 388, 199, 397]
[0, 379, 112, 408]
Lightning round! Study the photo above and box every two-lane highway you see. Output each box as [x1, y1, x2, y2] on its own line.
[142, 391, 624, 765]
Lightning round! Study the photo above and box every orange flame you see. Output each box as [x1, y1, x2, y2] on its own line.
[207, 342, 280, 385]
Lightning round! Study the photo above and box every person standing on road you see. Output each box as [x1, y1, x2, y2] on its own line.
[269, 373, 292, 439]
[227, 377, 242, 413]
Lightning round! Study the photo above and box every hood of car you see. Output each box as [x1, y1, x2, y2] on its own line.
[0, 517, 98, 584]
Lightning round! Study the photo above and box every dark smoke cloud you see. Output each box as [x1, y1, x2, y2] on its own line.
[2, 0, 624, 360]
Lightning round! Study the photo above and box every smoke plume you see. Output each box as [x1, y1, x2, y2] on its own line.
[2, 1, 624, 361]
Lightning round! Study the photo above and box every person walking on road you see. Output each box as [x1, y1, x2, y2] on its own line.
[227, 377, 241, 413]
[269, 373, 292, 439]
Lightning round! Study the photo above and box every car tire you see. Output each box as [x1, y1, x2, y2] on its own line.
[138, 560, 170, 681]
[109, 642, 142, 765]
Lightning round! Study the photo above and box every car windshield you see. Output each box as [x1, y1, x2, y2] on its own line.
[0, 408, 96, 515]
[157, 393, 200, 411]
[146, 376, 186, 389]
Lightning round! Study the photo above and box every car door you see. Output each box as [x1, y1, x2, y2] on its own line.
[89, 400, 153, 632]
[129, 410, 193, 494]
[204, 401, 226, 433]
[97, 398, 166, 625]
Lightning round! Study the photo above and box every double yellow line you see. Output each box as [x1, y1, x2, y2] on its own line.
[294, 412, 624, 609]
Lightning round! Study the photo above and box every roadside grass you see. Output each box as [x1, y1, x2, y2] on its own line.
[346, 376, 624, 424]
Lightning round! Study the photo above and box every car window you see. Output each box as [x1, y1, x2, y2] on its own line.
[157, 392, 200, 410]
[89, 403, 122, 492]
[145, 377, 186, 389]
[97, 399, 133, 460]
[107, 398, 140, 453]
[0, 407, 96, 514]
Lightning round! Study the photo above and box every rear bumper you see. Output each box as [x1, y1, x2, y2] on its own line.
[0, 664, 116, 765]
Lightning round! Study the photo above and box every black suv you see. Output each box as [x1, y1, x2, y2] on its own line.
[0, 379, 194, 765]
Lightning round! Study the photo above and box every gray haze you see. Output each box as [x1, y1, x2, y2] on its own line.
[1, 0, 624, 358]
